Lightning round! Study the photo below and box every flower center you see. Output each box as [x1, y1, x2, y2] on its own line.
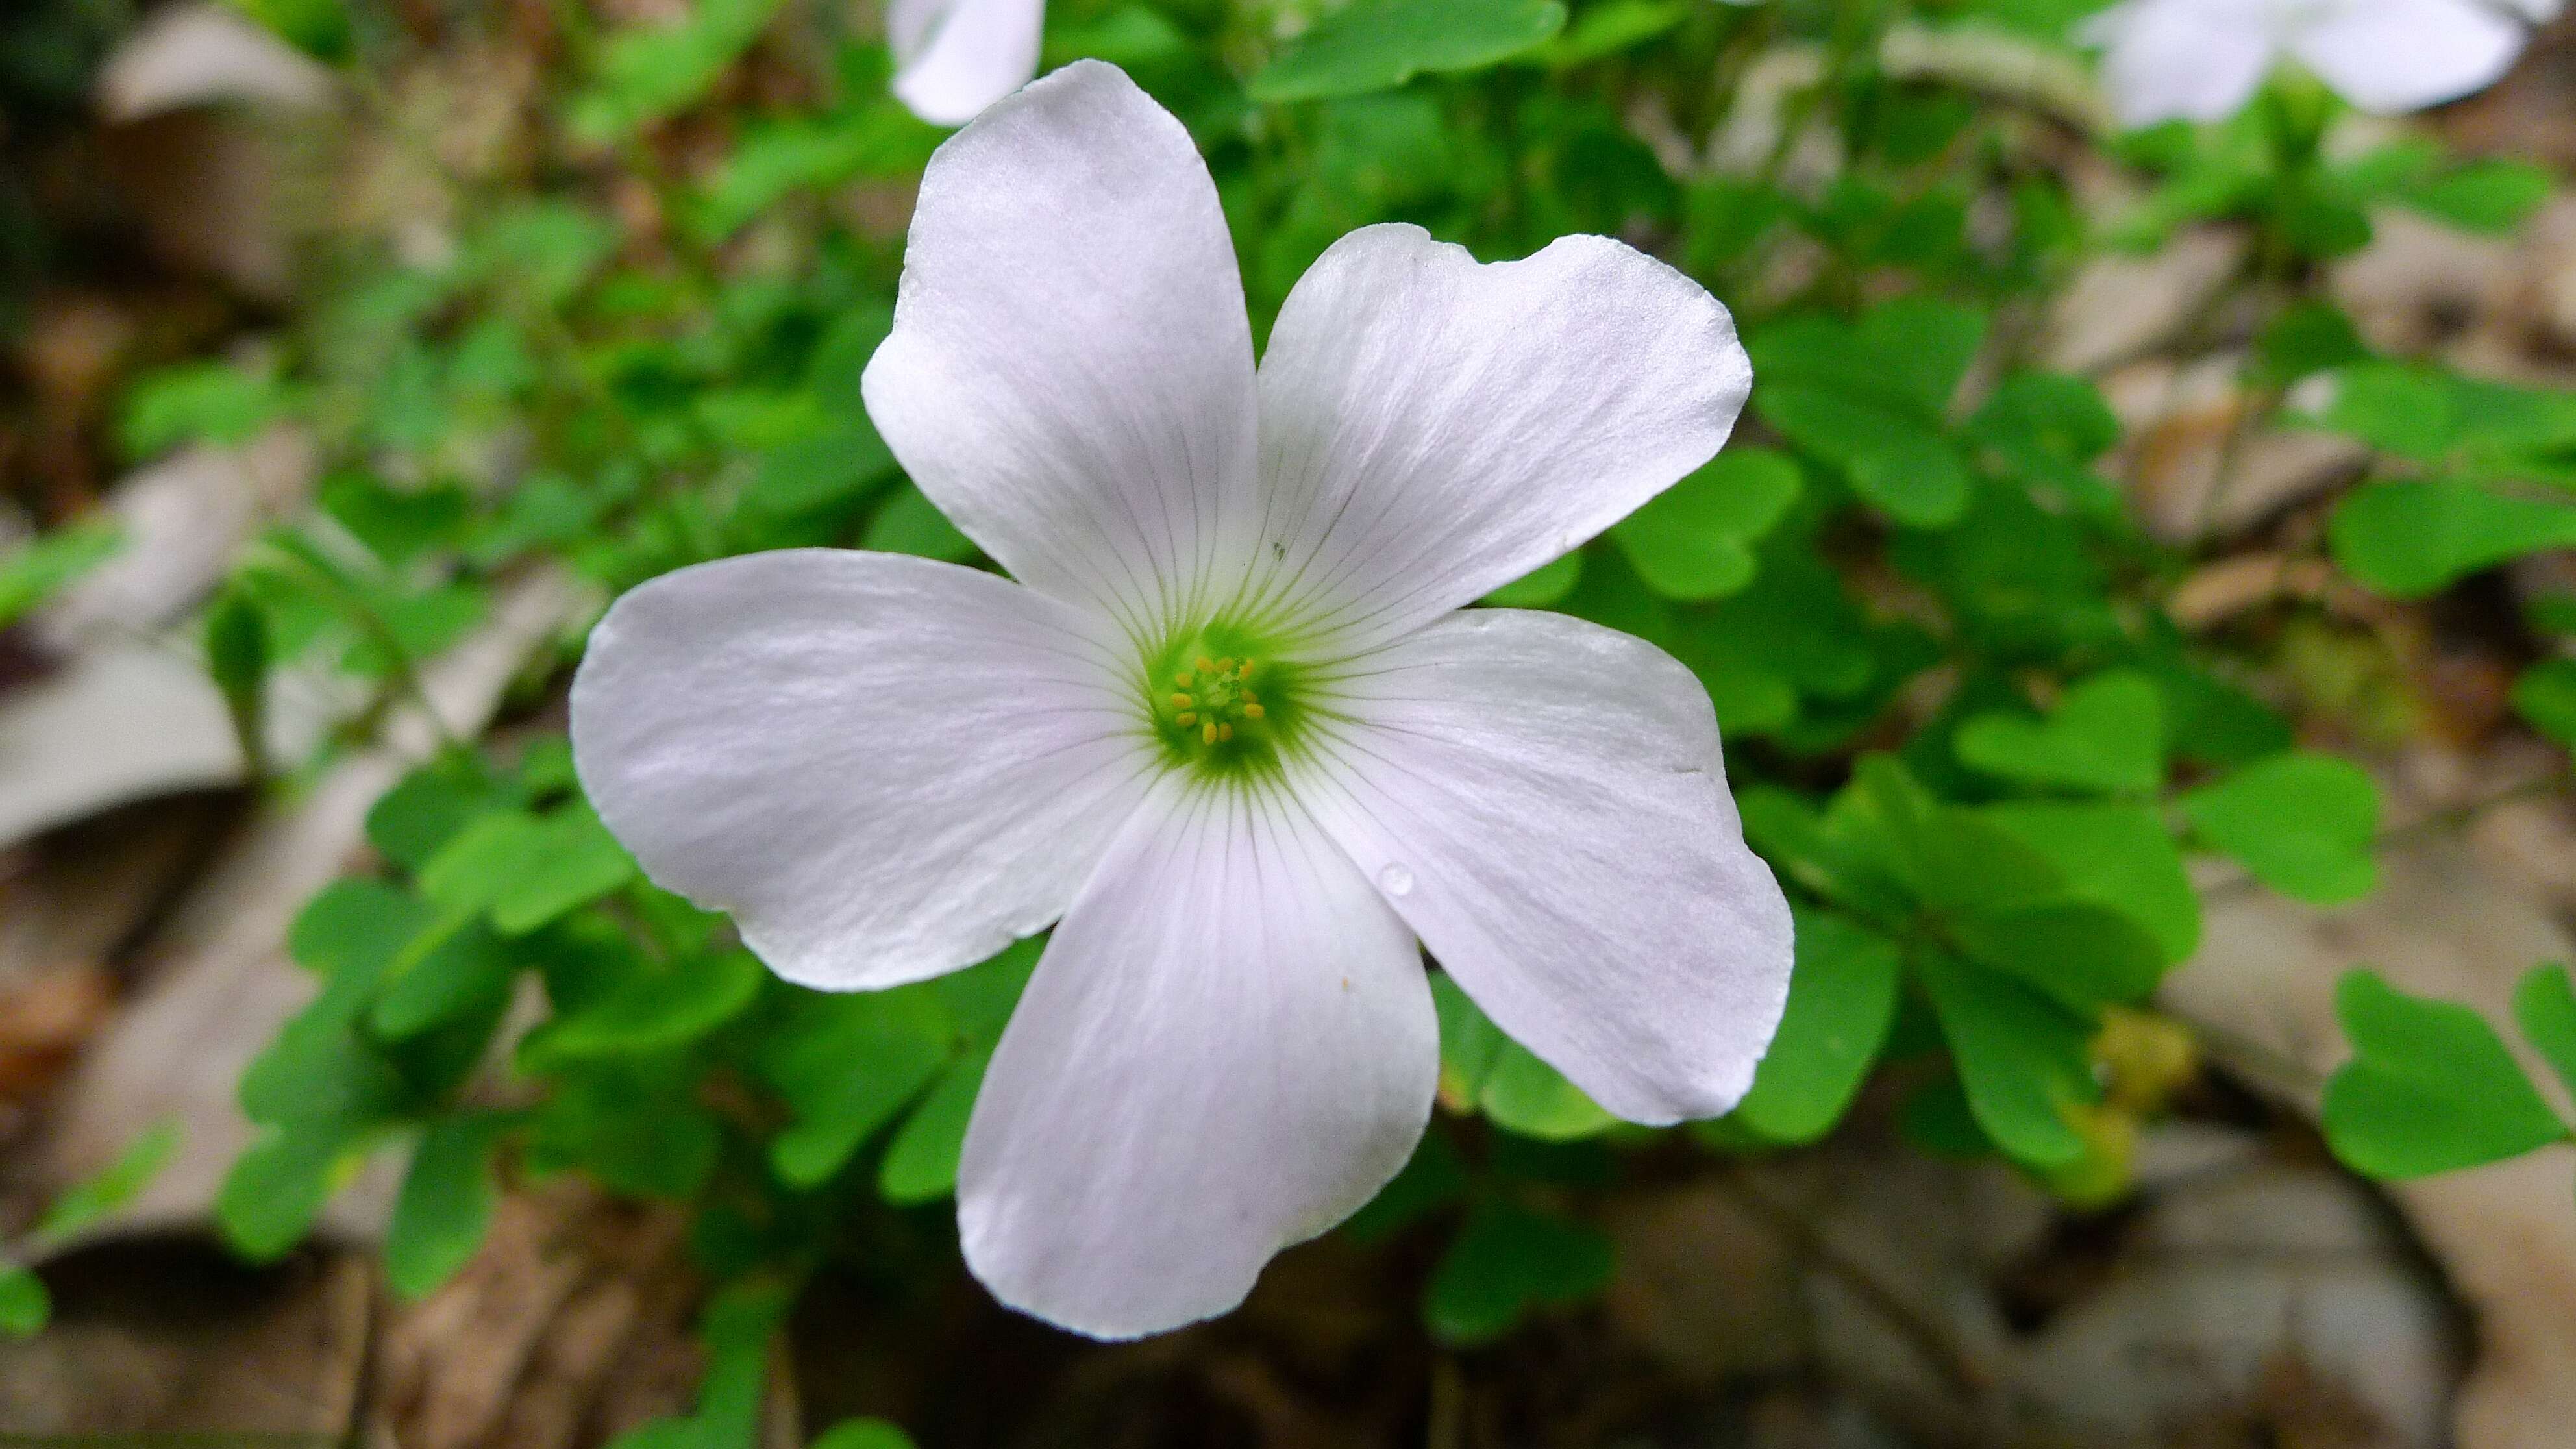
[1141, 623, 1313, 778]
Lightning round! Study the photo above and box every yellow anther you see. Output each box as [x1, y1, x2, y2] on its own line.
[1177, 712, 1197, 726]
[1218, 723, 1233, 741]
[1238, 659, 1256, 682]
[1202, 721, 1218, 745]
[1170, 693, 1193, 709]
[1174, 671, 1194, 687]
[1240, 689, 1258, 704]
[1216, 657, 1235, 674]
[1196, 656, 1215, 673]
[1243, 702, 1265, 719]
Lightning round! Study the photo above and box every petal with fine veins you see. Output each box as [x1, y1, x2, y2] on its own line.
[2290, 0, 2525, 115]
[569, 550, 1153, 992]
[1293, 608, 1792, 1124]
[887, 0, 1047, 127]
[863, 60, 1259, 639]
[959, 778, 1437, 1339]
[1235, 225, 1748, 655]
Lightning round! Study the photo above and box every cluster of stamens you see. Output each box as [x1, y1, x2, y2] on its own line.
[1168, 656, 1263, 747]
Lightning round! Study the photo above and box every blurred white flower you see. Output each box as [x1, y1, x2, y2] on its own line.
[889, 0, 1044, 125]
[569, 61, 1790, 1339]
[2083, 0, 2549, 127]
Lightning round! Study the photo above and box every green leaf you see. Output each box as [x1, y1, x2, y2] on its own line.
[1950, 900, 2167, 1009]
[1479, 1042, 1615, 1141]
[2398, 158, 2555, 235]
[2322, 971, 2566, 1178]
[225, 0, 351, 57]
[2511, 963, 2576, 1107]
[1342, 1130, 1470, 1242]
[1249, 0, 1568, 102]
[367, 759, 517, 874]
[762, 995, 952, 1187]
[1609, 448, 1802, 600]
[2512, 659, 2576, 749]
[862, 482, 978, 561]
[879, 1048, 988, 1204]
[2330, 481, 2576, 598]
[1954, 671, 2164, 794]
[0, 519, 121, 628]
[1480, 550, 1584, 607]
[1431, 972, 1506, 1106]
[1916, 950, 2096, 1169]
[1732, 911, 1902, 1144]
[741, 426, 897, 517]
[219, 1119, 369, 1261]
[1422, 1199, 1614, 1344]
[494, 806, 639, 934]
[384, 1114, 509, 1300]
[418, 806, 639, 934]
[569, 0, 791, 142]
[1759, 387, 1972, 527]
[33, 1119, 182, 1247]
[1855, 297, 1987, 419]
[518, 950, 763, 1068]
[373, 922, 517, 1039]
[0, 1265, 47, 1340]
[1537, 0, 1688, 62]
[118, 360, 293, 459]
[1977, 802, 2200, 965]
[2254, 301, 2368, 384]
[2179, 752, 2379, 904]
[808, 1421, 920, 1449]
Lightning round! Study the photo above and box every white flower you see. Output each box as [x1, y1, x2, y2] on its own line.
[2083, 0, 2547, 127]
[888, 0, 1045, 125]
[569, 61, 1792, 1339]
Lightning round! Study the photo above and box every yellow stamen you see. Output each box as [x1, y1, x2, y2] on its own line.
[1202, 721, 1218, 746]
[1243, 703, 1265, 719]
[1170, 693, 1193, 709]
[1217, 723, 1233, 741]
[1177, 712, 1197, 726]
[1237, 659, 1256, 682]
[1196, 656, 1216, 673]
[1216, 657, 1235, 674]
[1175, 671, 1193, 687]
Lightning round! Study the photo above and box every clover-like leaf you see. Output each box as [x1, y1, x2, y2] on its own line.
[1422, 1199, 1614, 1345]
[384, 1113, 510, 1301]
[1609, 448, 1802, 601]
[1249, 0, 1567, 102]
[2511, 964, 2576, 1108]
[1916, 950, 2097, 1169]
[1955, 671, 2164, 794]
[2322, 971, 2566, 1178]
[2179, 752, 2379, 904]
[2329, 480, 2576, 599]
[1732, 910, 1902, 1144]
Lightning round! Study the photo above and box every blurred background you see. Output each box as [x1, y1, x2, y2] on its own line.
[5, 0, 2576, 1445]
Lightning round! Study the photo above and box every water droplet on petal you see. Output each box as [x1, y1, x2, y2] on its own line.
[1377, 863, 1414, 897]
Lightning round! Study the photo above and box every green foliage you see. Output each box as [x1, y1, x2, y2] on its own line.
[1730, 911, 1902, 1144]
[1609, 449, 1802, 601]
[1249, 0, 1567, 102]
[2323, 971, 2568, 1178]
[1422, 1199, 1613, 1344]
[2179, 752, 2379, 904]
[2330, 482, 2576, 599]
[155, 0, 2576, 1400]
[1954, 671, 2164, 795]
[0, 517, 119, 628]
[0, 1267, 45, 1341]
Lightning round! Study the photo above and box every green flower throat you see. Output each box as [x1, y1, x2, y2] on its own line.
[1143, 623, 1316, 777]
